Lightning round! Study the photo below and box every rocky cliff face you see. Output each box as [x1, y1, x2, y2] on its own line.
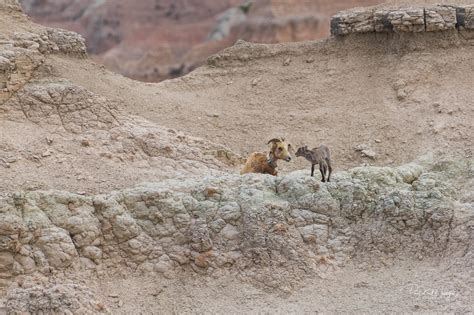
[19, 0, 384, 81]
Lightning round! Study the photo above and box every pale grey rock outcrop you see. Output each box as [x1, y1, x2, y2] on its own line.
[331, 4, 474, 35]
[11, 29, 86, 57]
[459, 5, 474, 29]
[0, 160, 472, 292]
[425, 6, 457, 32]
[0, 27, 85, 105]
[374, 7, 425, 33]
[0, 0, 22, 12]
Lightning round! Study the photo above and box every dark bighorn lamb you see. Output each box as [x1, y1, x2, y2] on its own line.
[295, 145, 332, 182]
[241, 138, 292, 176]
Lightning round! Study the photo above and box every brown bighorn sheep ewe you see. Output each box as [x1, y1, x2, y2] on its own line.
[241, 138, 292, 176]
[295, 145, 332, 182]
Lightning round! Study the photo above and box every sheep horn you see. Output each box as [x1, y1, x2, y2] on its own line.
[267, 138, 282, 144]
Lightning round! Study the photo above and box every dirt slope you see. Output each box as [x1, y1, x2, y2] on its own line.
[0, 7, 240, 196]
[51, 29, 474, 176]
[94, 260, 473, 314]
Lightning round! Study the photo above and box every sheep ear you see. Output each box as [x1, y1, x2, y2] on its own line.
[288, 143, 293, 151]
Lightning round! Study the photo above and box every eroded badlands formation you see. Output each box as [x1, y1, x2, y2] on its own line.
[0, 0, 473, 313]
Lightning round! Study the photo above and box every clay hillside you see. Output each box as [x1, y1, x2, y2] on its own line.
[0, 0, 473, 313]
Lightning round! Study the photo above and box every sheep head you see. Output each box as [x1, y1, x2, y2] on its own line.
[267, 138, 292, 162]
[295, 145, 309, 157]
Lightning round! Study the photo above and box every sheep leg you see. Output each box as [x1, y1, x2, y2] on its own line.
[327, 159, 332, 182]
[319, 164, 326, 182]
[320, 160, 329, 182]
[311, 164, 315, 177]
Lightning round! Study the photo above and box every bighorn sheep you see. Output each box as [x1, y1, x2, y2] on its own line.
[241, 138, 292, 176]
[295, 145, 332, 182]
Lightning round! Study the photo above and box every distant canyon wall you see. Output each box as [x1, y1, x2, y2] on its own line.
[19, 0, 383, 81]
